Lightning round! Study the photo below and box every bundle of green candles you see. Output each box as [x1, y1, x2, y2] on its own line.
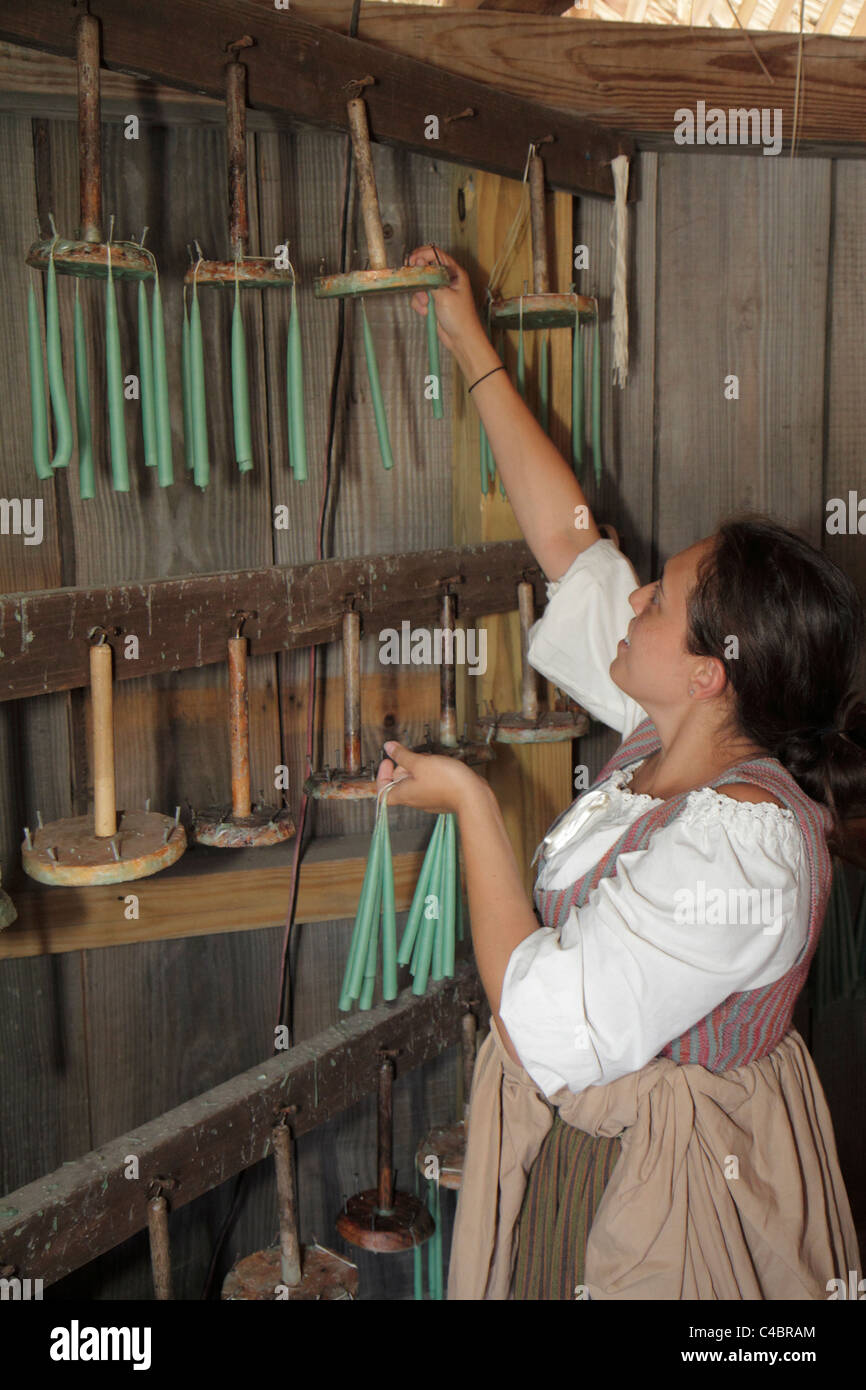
[26, 227, 174, 495]
[358, 289, 444, 473]
[338, 789, 464, 1013]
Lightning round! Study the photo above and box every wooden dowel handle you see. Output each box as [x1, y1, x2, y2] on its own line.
[376, 1057, 394, 1214]
[147, 1195, 174, 1300]
[226, 60, 249, 262]
[272, 1124, 302, 1287]
[518, 581, 540, 722]
[77, 13, 102, 244]
[439, 593, 457, 748]
[461, 1011, 478, 1122]
[347, 97, 388, 271]
[343, 611, 361, 776]
[529, 153, 549, 296]
[90, 642, 116, 838]
[228, 636, 251, 819]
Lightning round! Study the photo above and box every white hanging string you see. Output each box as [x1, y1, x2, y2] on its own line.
[608, 155, 630, 389]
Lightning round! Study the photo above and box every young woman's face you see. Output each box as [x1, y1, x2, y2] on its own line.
[609, 537, 717, 715]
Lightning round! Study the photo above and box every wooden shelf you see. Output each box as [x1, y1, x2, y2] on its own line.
[0, 828, 432, 959]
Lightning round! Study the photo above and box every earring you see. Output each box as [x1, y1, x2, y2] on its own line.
[689, 687, 694, 696]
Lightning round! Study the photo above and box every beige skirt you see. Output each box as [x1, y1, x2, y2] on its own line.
[447, 1016, 861, 1300]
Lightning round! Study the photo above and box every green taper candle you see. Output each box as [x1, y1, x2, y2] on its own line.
[442, 813, 457, 979]
[27, 283, 52, 481]
[361, 297, 394, 470]
[46, 247, 72, 470]
[591, 312, 602, 486]
[151, 273, 173, 488]
[341, 809, 386, 1006]
[73, 284, 94, 500]
[137, 280, 157, 468]
[287, 278, 308, 480]
[105, 244, 130, 492]
[380, 805, 398, 1000]
[231, 269, 253, 473]
[181, 288, 194, 471]
[412, 814, 447, 994]
[539, 329, 550, 435]
[572, 309, 584, 477]
[189, 273, 209, 489]
[398, 813, 446, 965]
[358, 866, 383, 1011]
[426, 292, 444, 420]
[517, 298, 526, 401]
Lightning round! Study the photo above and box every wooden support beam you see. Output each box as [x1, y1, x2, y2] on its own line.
[0, 539, 546, 701]
[0, 959, 488, 1286]
[0, 1, 632, 201]
[0, 829, 430, 959]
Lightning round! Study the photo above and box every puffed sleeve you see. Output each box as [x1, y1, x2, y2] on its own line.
[498, 798, 809, 1098]
[527, 537, 647, 739]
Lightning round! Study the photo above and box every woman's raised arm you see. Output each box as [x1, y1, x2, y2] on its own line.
[408, 246, 602, 583]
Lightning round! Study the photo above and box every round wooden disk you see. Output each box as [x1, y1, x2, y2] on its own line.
[416, 1120, 465, 1191]
[191, 806, 296, 848]
[336, 1189, 435, 1253]
[183, 259, 295, 288]
[221, 1243, 358, 1301]
[489, 290, 596, 330]
[313, 264, 449, 299]
[409, 739, 495, 764]
[25, 239, 154, 281]
[473, 711, 589, 744]
[21, 812, 186, 886]
[303, 771, 378, 800]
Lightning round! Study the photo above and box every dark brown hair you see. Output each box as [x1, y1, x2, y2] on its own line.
[685, 511, 866, 862]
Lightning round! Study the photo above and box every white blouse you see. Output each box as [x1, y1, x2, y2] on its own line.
[498, 539, 811, 1100]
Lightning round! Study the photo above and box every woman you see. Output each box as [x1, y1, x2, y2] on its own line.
[376, 246, 865, 1299]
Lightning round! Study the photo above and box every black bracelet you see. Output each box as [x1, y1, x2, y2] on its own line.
[468, 365, 505, 393]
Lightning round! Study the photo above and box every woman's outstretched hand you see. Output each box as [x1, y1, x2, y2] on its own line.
[376, 740, 484, 817]
[406, 245, 484, 355]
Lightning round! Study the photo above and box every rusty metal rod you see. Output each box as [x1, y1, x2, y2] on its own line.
[518, 581, 540, 723]
[461, 1011, 478, 1123]
[376, 1056, 395, 1214]
[228, 635, 252, 819]
[272, 1123, 302, 1287]
[347, 97, 388, 271]
[439, 593, 457, 748]
[528, 152, 549, 296]
[77, 13, 102, 244]
[343, 610, 361, 776]
[147, 1195, 173, 1300]
[226, 59, 249, 262]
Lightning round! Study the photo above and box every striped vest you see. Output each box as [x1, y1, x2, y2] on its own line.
[533, 717, 833, 1071]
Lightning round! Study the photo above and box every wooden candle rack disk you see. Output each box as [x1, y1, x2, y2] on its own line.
[0, 888, 17, 930]
[415, 1120, 466, 1192]
[21, 811, 186, 886]
[336, 1189, 434, 1253]
[312, 265, 449, 300]
[489, 291, 597, 331]
[221, 1243, 358, 1301]
[183, 259, 295, 288]
[190, 806, 296, 848]
[303, 770, 378, 800]
[473, 710, 590, 744]
[410, 739, 495, 764]
[25, 240, 155, 281]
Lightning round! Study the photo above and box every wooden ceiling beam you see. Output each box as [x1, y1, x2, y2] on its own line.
[0, 0, 631, 201]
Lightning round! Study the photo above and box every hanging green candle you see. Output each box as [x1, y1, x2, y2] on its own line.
[413, 1170, 424, 1300]
[137, 280, 157, 468]
[455, 852, 465, 943]
[379, 802, 398, 1001]
[398, 813, 446, 966]
[46, 244, 73, 469]
[426, 291, 443, 420]
[340, 807, 386, 1008]
[73, 283, 94, 500]
[480, 423, 489, 496]
[287, 274, 307, 481]
[27, 283, 52, 481]
[181, 287, 194, 471]
[231, 265, 253, 473]
[516, 294, 526, 402]
[358, 867, 383, 1011]
[189, 267, 209, 490]
[591, 310, 602, 487]
[360, 297, 394, 470]
[412, 814, 447, 995]
[427, 1179, 442, 1300]
[572, 307, 584, 478]
[151, 270, 173, 488]
[105, 240, 130, 492]
[539, 329, 550, 435]
[442, 813, 457, 979]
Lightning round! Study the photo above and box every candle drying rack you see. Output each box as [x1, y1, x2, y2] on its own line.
[410, 586, 495, 766]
